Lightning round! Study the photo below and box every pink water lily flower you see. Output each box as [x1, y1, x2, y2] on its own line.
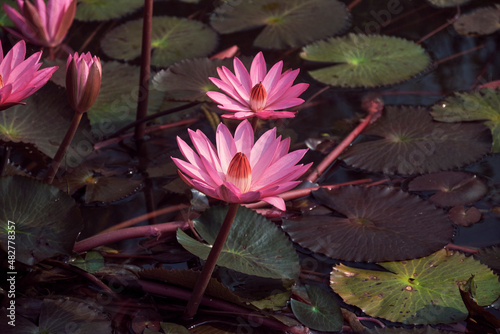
[172, 120, 311, 211]
[3, 0, 77, 48]
[66, 52, 102, 114]
[0, 40, 58, 111]
[207, 52, 309, 120]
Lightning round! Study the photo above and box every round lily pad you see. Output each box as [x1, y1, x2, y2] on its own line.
[448, 205, 482, 226]
[75, 0, 144, 21]
[176, 205, 300, 279]
[427, 0, 471, 7]
[301, 34, 431, 88]
[153, 57, 234, 102]
[210, 0, 349, 49]
[101, 16, 218, 67]
[340, 106, 492, 175]
[453, 6, 500, 36]
[0, 176, 83, 265]
[283, 186, 453, 263]
[330, 249, 500, 324]
[431, 87, 500, 153]
[408, 171, 488, 207]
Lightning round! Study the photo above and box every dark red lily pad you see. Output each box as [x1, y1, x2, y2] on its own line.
[282, 186, 454, 262]
[449, 206, 482, 226]
[408, 171, 488, 207]
[340, 106, 492, 175]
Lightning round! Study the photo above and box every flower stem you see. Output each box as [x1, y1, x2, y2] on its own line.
[183, 203, 239, 319]
[45, 112, 83, 184]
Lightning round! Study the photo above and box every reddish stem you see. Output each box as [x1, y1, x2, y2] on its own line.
[417, 6, 460, 44]
[73, 221, 188, 253]
[347, 0, 362, 10]
[445, 243, 479, 254]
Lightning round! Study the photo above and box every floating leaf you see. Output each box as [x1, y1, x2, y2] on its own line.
[330, 249, 500, 324]
[0, 176, 83, 265]
[340, 106, 491, 175]
[364, 327, 456, 334]
[177, 205, 300, 279]
[408, 171, 488, 207]
[448, 206, 482, 226]
[210, 0, 349, 49]
[283, 186, 453, 262]
[427, 0, 471, 7]
[160, 323, 190, 334]
[476, 246, 500, 273]
[101, 16, 218, 67]
[70, 251, 104, 273]
[75, 0, 144, 21]
[431, 88, 500, 152]
[0, 83, 93, 168]
[290, 285, 342, 332]
[301, 34, 430, 87]
[153, 57, 233, 102]
[453, 6, 500, 36]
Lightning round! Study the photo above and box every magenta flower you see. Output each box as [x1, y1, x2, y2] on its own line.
[0, 40, 58, 111]
[206, 52, 309, 120]
[172, 120, 311, 210]
[66, 52, 102, 114]
[3, 0, 77, 48]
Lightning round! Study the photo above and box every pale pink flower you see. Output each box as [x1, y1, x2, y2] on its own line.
[66, 52, 102, 114]
[0, 40, 58, 111]
[3, 0, 77, 48]
[207, 52, 309, 120]
[172, 120, 311, 211]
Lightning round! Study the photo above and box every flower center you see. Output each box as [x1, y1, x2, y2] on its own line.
[0, 75, 4, 89]
[249, 82, 267, 111]
[226, 152, 252, 193]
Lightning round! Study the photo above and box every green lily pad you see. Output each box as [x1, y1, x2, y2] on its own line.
[153, 57, 234, 102]
[301, 34, 431, 88]
[453, 6, 500, 37]
[283, 186, 453, 262]
[330, 249, 500, 324]
[340, 106, 491, 175]
[427, 0, 471, 7]
[0, 83, 94, 168]
[431, 88, 500, 153]
[75, 0, 144, 21]
[176, 205, 300, 280]
[0, 0, 16, 26]
[84, 61, 164, 137]
[101, 16, 218, 67]
[364, 327, 456, 334]
[70, 251, 104, 273]
[408, 171, 488, 207]
[0, 176, 83, 265]
[210, 0, 349, 49]
[290, 285, 342, 332]
[159, 323, 190, 334]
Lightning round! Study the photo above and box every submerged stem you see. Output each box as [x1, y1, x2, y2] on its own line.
[183, 203, 240, 319]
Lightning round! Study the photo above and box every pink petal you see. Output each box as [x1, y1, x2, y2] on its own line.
[221, 66, 250, 102]
[261, 60, 283, 94]
[266, 68, 300, 103]
[253, 110, 296, 119]
[266, 83, 309, 110]
[233, 57, 251, 93]
[206, 91, 250, 112]
[250, 52, 267, 85]
[216, 122, 237, 172]
[250, 129, 281, 182]
[216, 183, 243, 203]
[233, 119, 254, 156]
[208, 77, 247, 106]
[221, 111, 256, 119]
[260, 196, 286, 211]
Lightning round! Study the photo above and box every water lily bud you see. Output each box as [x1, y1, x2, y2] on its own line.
[66, 52, 102, 114]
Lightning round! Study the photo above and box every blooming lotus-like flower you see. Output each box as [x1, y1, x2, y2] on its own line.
[66, 52, 102, 114]
[3, 0, 77, 48]
[172, 120, 311, 210]
[206, 52, 309, 120]
[0, 40, 58, 111]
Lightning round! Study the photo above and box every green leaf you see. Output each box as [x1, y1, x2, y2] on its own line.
[301, 34, 431, 88]
[160, 323, 190, 334]
[340, 106, 491, 175]
[330, 249, 500, 324]
[75, 0, 144, 21]
[291, 285, 342, 332]
[101, 16, 218, 67]
[176, 205, 300, 279]
[210, 0, 349, 49]
[70, 251, 104, 273]
[431, 88, 500, 152]
[0, 176, 83, 265]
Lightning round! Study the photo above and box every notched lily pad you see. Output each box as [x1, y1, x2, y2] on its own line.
[340, 106, 491, 175]
[476, 246, 500, 273]
[153, 57, 233, 102]
[448, 206, 482, 226]
[176, 205, 300, 279]
[101, 16, 218, 67]
[330, 249, 500, 324]
[431, 87, 500, 153]
[301, 34, 431, 88]
[408, 171, 488, 207]
[453, 6, 500, 36]
[75, 0, 144, 21]
[0, 176, 83, 265]
[283, 186, 453, 263]
[210, 0, 349, 49]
